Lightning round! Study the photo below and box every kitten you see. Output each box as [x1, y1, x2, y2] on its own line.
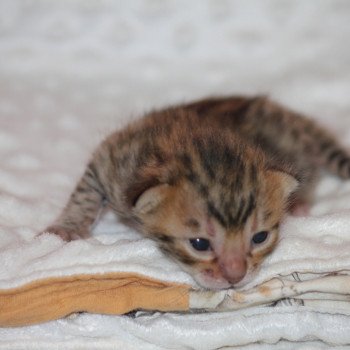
[44, 96, 350, 290]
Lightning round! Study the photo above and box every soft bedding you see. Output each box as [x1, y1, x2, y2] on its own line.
[1, 0, 350, 349]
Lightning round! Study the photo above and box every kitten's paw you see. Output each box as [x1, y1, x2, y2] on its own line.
[289, 202, 310, 217]
[42, 225, 90, 242]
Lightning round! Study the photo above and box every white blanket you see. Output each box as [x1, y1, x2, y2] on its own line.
[1, 0, 350, 348]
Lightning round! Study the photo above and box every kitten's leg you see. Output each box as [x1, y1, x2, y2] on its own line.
[288, 168, 318, 217]
[44, 163, 105, 241]
[288, 193, 312, 217]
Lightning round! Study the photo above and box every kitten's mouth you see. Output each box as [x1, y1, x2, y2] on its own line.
[228, 267, 259, 290]
[197, 278, 232, 291]
[194, 267, 256, 290]
[194, 272, 236, 290]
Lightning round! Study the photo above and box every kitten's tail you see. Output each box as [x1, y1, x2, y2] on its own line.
[312, 130, 350, 179]
[253, 97, 350, 180]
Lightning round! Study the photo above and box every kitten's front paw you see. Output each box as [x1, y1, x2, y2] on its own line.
[43, 225, 89, 242]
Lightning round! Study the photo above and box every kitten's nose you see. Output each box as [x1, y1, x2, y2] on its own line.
[219, 256, 247, 285]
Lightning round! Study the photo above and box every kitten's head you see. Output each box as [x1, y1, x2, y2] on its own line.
[133, 169, 298, 290]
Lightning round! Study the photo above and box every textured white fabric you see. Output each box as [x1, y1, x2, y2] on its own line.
[1, 0, 350, 349]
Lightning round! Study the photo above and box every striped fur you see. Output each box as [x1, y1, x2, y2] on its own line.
[45, 96, 350, 290]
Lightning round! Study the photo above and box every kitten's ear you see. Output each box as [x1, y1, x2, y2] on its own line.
[265, 170, 299, 201]
[133, 184, 171, 215]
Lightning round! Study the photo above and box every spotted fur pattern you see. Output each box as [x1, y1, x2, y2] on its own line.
[45, 96, 350, 289]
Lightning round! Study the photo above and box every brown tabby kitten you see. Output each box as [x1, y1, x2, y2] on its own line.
[45, 96, 350, 290]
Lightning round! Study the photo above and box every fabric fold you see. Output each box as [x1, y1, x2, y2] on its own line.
[0, 273, 189, 327]
[190, 273, 350, 312]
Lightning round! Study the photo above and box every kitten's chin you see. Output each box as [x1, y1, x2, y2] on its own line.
[232, 269, 259, 290]
[193, 274, 232, 291]
[193, 268, 259, 291]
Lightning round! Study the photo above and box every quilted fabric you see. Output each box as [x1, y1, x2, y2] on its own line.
[1, 0, 350, 349]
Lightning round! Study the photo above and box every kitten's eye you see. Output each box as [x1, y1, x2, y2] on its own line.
[189, 238, 211, 251]
[252, 231, 269, 244]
